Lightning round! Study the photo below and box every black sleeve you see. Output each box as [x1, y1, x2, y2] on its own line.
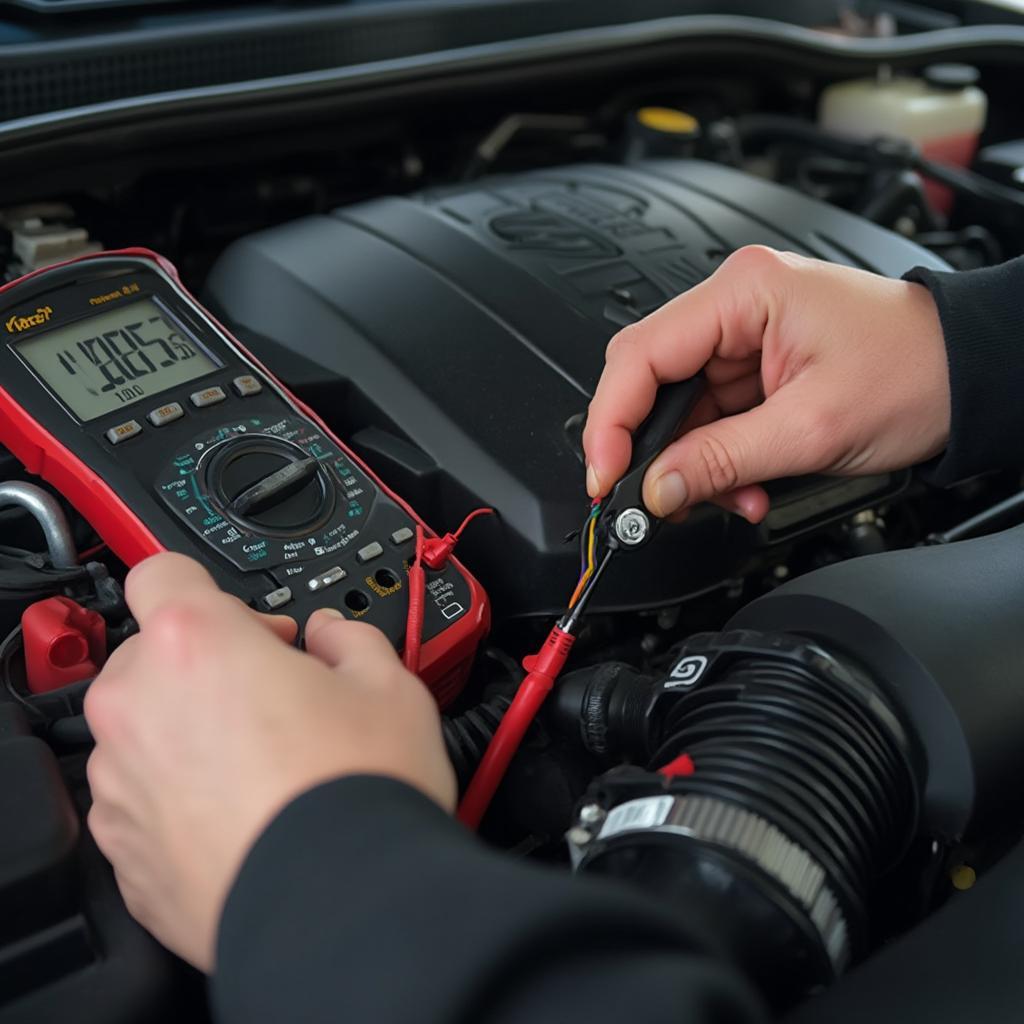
[211, 776, 766, 1024]
[904, 257, 1024, 485]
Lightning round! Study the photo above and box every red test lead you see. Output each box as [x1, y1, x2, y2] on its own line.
[457, 376, 705, 829]
[403, 525, 427, 674]
[421, 507, 496, 571]
[404, 508, 495, 676]
[457, 625, 576, 829]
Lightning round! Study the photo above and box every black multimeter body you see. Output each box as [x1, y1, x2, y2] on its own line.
[0, 250, 487, 700]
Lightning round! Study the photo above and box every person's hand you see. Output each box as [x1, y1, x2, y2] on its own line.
[84, 552, 454, 973]
[583, 245, 950, 523]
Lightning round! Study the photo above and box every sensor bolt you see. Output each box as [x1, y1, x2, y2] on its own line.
[614, 508, 650, 547]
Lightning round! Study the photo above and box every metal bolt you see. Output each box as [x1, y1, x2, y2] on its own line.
[614, 507, 650, 547]
[566, 826, 593, 847]
[579, 803, 605, 825]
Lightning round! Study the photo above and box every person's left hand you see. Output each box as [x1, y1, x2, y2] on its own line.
[84, 552, 454, 973]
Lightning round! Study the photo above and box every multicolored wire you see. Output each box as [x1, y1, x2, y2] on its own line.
[568, 500, 601, 609]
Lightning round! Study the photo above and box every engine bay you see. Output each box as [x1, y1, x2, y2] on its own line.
[4, 6, 1024, 1020]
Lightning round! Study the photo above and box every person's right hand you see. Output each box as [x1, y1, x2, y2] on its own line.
[583, 245, 950, 523]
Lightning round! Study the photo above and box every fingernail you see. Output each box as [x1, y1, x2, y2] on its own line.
[651, 471, 688, 517]
[586, 464, 601, 498]
[314, 607, 345, 620]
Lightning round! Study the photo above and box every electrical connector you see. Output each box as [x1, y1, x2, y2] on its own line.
[421, 508, 495, 571]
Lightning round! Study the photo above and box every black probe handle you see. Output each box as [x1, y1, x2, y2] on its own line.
[627, 374, 705, 474]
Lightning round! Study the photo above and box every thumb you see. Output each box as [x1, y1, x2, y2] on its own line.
[252, 610, 299, 645]
[304, 610, 399, 672]
[642, 397, 825, 519]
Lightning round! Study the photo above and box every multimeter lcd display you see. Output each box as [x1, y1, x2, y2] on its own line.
[14, 297, 221, 421]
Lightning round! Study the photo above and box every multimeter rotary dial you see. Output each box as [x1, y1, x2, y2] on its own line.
[158, 413, 373, 572]
[203, 434, 335, 536]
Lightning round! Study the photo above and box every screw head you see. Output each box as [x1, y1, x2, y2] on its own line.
[614, 507, 650, 547]
[579, 803, 605, 825]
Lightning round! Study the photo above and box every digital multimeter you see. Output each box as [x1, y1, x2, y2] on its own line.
[0, 249, 488, 704]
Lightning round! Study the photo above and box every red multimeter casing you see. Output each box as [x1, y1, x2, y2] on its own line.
[0, 249, 488, 705]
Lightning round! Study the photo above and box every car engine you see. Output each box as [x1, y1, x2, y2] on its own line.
[3, 9, 1024, 1021]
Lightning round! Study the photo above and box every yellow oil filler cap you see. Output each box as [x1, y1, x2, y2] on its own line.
[636, 107, 700, 135]
[626, 107, 701, 161]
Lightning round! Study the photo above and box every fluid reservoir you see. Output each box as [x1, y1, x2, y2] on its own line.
[818, 64, 987, 213]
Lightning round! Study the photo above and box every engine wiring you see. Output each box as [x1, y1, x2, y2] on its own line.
[76, 542, 107, 563]
[0, 548, 88, 599]
[0, 624, 41, 723]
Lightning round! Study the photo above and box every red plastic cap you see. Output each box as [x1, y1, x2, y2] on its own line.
[659, 753, 696, 778]
[22, 596, 107, 694]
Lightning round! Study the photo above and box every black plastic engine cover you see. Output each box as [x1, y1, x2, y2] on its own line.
[205, 160, 947, 617]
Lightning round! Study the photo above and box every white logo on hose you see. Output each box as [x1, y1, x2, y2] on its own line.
[665, 655, 708, 689]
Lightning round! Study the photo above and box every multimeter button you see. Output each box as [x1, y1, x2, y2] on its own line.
[357, 541, 384, 564]
[307, 566, 346, 592]
[105, 419, 142, 445]
[232, 375, 263, 397]
[390, 527, 414, 546]
[190, 385, 227, 408]
[261, 586, 292, 610]
[148, 402, 184, 427]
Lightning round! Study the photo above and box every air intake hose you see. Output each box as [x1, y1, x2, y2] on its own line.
[562, 525, 1024, 1007]
[559, 631, 917, 1008]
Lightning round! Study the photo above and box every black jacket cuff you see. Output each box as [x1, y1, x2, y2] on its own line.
[904, 258, 1024, 485]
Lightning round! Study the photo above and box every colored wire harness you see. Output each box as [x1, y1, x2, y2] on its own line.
[568, 502, 601, 609]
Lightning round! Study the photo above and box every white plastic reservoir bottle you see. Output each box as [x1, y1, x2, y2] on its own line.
[818, 64, 987, 213]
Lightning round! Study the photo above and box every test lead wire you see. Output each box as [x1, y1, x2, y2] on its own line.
[458, 503, 612, 829]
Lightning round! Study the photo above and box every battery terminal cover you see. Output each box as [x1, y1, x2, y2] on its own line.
[22, 596, 107, 694]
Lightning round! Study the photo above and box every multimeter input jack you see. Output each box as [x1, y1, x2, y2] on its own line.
[374, 568, 401, 589]
[344, 589, 371, 613]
